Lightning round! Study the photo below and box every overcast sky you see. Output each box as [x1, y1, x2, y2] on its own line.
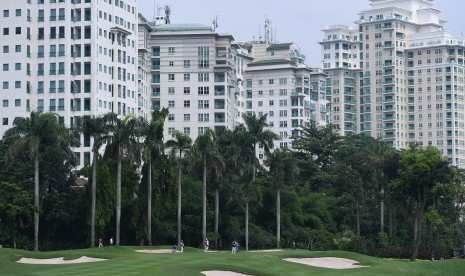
[139, 0, 465, 67]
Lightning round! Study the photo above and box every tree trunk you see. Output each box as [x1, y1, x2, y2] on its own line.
[34, 157, 39, 252]
[277, 187, 281, 249]
[116, 150, 121, 246]
[215, 185, 219, 236]
[147, 158, 152, 246]
[13, 231, 16, 249]
[202, 158, 207, 242]
[380, 186, 385, 232]
[177, 152, 182, 245]
[91, 149, 97, 248]
[411, 201, 426, 261]
[245, 199, 249, 251]
[356, 201, 361, 239]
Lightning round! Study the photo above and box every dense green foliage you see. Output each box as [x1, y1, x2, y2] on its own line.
[0, 112, 464, 261]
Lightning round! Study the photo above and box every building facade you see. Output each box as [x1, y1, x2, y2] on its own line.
[323, 0, 465, 167]
[0, 0, 139, 167]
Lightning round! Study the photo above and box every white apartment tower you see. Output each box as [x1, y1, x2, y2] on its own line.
[320, 25, 361, 135]
[138, 13, 239, 139]
[240, 41, 330, 153]
[0, 0, 139, 167]
[323, 0, 465, 167]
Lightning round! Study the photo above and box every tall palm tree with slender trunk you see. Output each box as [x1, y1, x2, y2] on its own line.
[141, 108, 168, 246]
[79, 114, 113, 247]
[241, 113, 279, 250]
[166, 130, 192, 244]
[106, 114, 141, 246]
[265, 149, 297, 248]
[193, 128, 222, 242]
[5, 112, 74, 251]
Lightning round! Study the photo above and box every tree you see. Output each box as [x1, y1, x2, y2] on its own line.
[166, 130, 192, 244]
[241, 113, 279, 250]
[79, 114, 113, 247]
[193, 128, 221, 242]
[391, 144, 456, 261]
[265, 149, 297, 248]
[140, 108, 168, 245]
[105, 114, 141, 246]
[4, 112, 74, 251]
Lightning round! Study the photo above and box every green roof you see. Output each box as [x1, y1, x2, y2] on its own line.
[266, 43, 293, 51]
[247, 59, 290, 67]
[153, 24, 212, 32]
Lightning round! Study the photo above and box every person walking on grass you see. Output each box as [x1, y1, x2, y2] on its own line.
[98, 238, 103, 248]
[204, 238, 209, 252]
[179, 240, 184, 253]
[231, 240, 237, 254]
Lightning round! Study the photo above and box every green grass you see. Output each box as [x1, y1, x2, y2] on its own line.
[1, 246, 464, 276]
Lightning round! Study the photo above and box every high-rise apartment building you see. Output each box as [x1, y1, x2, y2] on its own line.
[138, 14, 238, 139]
[323, 0, 465, 167]
[0, 0, 139, 167]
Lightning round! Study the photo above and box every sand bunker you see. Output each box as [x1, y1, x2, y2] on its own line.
[135, 249, 178, 254]
[17, 256, 107, 265]
[202, 271, 252, 276]
[248, 249, 282, 253]
[284, 257, 368, 269]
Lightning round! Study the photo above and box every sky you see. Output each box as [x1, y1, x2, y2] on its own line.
[139, 0, 465, 67]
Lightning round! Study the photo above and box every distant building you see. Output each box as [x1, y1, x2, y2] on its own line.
[323, 0, 465, 167]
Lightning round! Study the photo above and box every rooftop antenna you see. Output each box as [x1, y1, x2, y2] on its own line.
[213, 16, 218, 31]
[265, 17, 272, 44]
[164, 5, 171, 24]
[152, 0, 156, 21]
[258, 25, 261, 42]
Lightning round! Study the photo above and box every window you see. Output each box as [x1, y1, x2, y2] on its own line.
[184, 100, 190, 108]
[183, 87, 190, 94]
[3, 64, 9, 71]
[15, 63, 21, 71]
[15, 81, 21, 88]
[183, 60, 190, 68]
[198, 46, 209, 68]
[2, 118, 7, 126]
[198, 100, 209, 109]
[198, 73, 209, 82]
[184, 114, 190, 121]
[168, 100, 175, 108]
[168, 47, 175, 54]
[3, 46, 8, 53]
[169, 61, 174, 66]
[2, 99, 8, 107]
[168, 74, 175, 81]
[15, 99, 20, 106]
[3, 82, 8, 89]
[15, 45, 21, 52]
[183, 74, 190, 81]
[183, 127, 190, 135]
[269, 79, 274, 84]
[3, 10, 9, 18]
[198, 87, 209, 95]
[168, 114, 175, 121]
[198, 113, 209, 122]
[168, 87, 175, 94]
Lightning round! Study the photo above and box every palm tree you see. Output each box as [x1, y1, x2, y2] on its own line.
[79, 114, 113, 248]
[166, 130, 192, 244]
[106, 114, 141, 246]
[265, 149, 297, 248]
[4, 112, 73, 251]
[241, 113, 279, 250]
[193, 128, 222, 242]
[141, 108, 168, 245]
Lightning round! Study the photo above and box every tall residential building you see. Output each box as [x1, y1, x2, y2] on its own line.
[138, 14, 238, 139]
[323, 0, 465, 167]
[320, 25, 361, 136]
[0, 0, 139, 167]
[239, 41, 329, 153]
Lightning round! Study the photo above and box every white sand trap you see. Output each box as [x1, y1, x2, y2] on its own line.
[135, 249, 178, 254]
[284, 257, 368, 269]
[17, 256, 107, 265]
[248, 249, 282, 253]
[201, 271, 252, 276]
